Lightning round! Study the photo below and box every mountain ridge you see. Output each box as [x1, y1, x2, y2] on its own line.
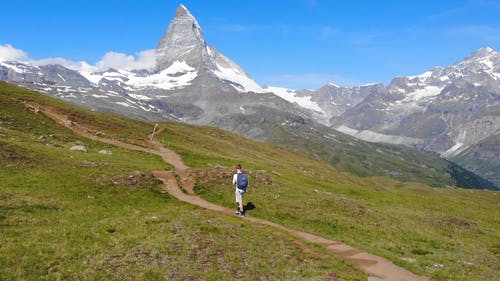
[263, 46, 499, 187]
[329, 47, 499, 186]
[0, 5, 496, 189]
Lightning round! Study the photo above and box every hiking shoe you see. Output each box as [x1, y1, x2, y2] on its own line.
[235, 209, 241, 214]
[239, 212, 245, 217]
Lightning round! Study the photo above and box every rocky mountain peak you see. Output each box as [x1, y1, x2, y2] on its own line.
[176, 4, 192, 18]
[152, 4, 265, 93]
[464, 46, 497, 61]
[156, 4, 206, 70]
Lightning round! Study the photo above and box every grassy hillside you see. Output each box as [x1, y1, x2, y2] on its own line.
[155, 120, 500, 280]
[1, 82, 499, 280]
[0, 82, 364, 280]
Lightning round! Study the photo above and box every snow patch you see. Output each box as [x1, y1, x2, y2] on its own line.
[57, 73, 67, 83]
[128, 93, 151, 101]
[79, 60, 197, 90]
[439, 75, 450, 82]
[213, 63, 265, 93]
[409, 71, 433, 80]
[335, 125, 358, 135]
[403, 85, 444, 102]
[128, 68, 197, 90]
[106, 91, 120, 96]
[441, 142, 466, 158]
[479, 57, 493, 69]
[396, 88, 406, 94]
[92, 94, 109, 98]
[164, 60, 194, 74]
[265, 86, 324, 113]
[336, 125, 424, 145]
[115, 102, 133, 108]
[80, 71, 103, 85]
[442, 130, 470, 158]
[1, 62, 27, 73]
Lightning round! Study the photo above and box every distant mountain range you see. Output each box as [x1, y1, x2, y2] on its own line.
[0, 5, 497, 189]
[267, 47, 499, 187]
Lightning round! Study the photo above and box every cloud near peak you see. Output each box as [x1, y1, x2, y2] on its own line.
[0, 44, 158, 72]
[96, 49, 157, 71]
[0, 44, 29, 62]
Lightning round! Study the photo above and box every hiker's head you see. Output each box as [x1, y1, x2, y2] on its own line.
[236, 164, 242, 171]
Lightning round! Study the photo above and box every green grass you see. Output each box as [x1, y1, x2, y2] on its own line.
[154, 122, 500, 281]
[0, 82, 364, 280]
[2, 82, 499, 280]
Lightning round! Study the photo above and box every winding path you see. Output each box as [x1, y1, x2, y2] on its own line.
[37, 103, 431, 281]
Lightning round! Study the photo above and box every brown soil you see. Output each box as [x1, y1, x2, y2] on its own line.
[38, 103, 431, 281]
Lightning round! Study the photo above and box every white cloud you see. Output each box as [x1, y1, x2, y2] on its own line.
[95, 49, 157, 71]
[0, 43, 157, 72]
[0, 44, 28, 62]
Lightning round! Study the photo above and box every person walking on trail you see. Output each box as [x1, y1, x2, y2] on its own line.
[233, 164, 248, 217]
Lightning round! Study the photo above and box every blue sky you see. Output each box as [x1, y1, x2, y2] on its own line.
[1, 0, 499, 89]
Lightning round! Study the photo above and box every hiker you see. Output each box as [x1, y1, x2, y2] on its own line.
[232, 164, 248, 217]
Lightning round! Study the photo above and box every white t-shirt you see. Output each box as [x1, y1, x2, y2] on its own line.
[232, 171, 241, 189]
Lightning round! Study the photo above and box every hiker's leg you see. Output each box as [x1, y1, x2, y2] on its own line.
[235, 190, 243, 213]
[239, 193, 244, 212]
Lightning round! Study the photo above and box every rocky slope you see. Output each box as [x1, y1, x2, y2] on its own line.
[331, 47, 500, 186]
[265, 83, 382, 125]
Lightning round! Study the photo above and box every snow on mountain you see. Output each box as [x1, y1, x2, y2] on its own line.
[379, 47, 499, 115]
[336, 125, 424, 145]
[264, 86, 323, 113]
[80, 61, 198, 91]
[155, 5, 265, 93]
[208, 46, 265, 93]
[212, 63, 264, 93]
[156, 4, 205, 69]
[333, 46, 500, 186]
[265, 83, 383, 125]
[79, 70, 102, 85]
[398, 85, 444, 104]
[1, 61, 33, 73]
[2, 5, 264, 97]
[0, 4, 299, 130]
[1, 6, 497, 188]
[337, 46, 500, 138]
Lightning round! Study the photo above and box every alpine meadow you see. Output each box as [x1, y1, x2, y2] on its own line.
[1, 2, 500, 281]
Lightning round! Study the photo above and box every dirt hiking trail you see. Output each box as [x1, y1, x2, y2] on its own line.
[37, 103, 431, 281]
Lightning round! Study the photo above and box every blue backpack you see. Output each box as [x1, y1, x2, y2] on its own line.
[236, 173, 248, 192]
